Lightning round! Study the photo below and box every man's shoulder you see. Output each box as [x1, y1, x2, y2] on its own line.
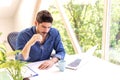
[19, 26, 35, 35]
[18, 26, 35, 39]
[50, 27, 59, 34]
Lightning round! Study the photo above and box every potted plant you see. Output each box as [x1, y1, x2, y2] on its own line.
[0, 42, 6, 64]
[0, 33, 26, 80]
[0, 60, 25, 80]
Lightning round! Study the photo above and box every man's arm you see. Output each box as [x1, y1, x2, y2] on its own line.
[53, 31, 66, 60]
[51, 57, 59, 63]
[16, 34, 42, 60]
[21, 42, 32, 60]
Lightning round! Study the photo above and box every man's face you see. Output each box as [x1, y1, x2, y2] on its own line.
[36, 22, 52, 36]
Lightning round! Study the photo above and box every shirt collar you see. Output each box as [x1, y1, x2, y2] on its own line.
[32, 26, 36, 34]
[32, 26, 52, 36]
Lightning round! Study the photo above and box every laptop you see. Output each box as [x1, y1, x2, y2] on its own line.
[65, 45, 97, 70]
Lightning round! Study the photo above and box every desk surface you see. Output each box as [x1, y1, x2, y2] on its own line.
[24, 54, 120, 80]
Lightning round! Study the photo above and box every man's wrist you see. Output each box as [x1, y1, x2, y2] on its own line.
[51, 57, 59, 63]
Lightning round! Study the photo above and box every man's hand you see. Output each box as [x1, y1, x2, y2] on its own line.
[38, 60, 55, 70]
[28, 34, 42, 46]
[21, 34, 42, 60]
[38, 57, 59, 70]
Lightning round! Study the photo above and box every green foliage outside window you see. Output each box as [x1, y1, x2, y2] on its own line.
[49, 0, 120, 64]
[109, 0, 120, 64]
[49, 0, 103, 56]
[64, 0, 104, 57]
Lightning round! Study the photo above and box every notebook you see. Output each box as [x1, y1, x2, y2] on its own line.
[22, 65, 38, 78]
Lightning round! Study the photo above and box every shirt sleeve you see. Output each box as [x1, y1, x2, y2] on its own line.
[53, 30, 66, 60]
[15, 53, 30, 61]
[15, 53, 24, 61]
[15, 31, 30, 61]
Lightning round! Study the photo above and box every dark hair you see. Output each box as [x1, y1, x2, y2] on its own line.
[36, 10, 53, 23]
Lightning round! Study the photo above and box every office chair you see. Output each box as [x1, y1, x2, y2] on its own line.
[7, 32, 19, 51]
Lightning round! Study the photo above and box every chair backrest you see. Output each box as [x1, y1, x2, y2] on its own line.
[7, 32, 19, 51]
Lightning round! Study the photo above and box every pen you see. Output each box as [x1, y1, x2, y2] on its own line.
[25, 66, 39, 77]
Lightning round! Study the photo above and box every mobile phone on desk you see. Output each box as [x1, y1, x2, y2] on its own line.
[65, 58, 81, 70]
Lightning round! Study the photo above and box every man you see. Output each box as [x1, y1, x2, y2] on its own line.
[16, 10, 66, 69]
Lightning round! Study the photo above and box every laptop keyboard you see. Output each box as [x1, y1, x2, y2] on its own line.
[67, 59, 81, 67]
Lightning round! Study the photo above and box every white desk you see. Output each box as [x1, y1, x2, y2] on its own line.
[24, 54, 120, 80]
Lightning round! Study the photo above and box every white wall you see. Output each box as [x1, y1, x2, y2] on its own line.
[0, 18, 14, 51]
[0, 18, 14, 42]
[0, 0, 38, 51]
[14, 0, 37, 31]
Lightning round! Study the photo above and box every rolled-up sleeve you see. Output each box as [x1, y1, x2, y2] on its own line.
[15, 53, 30, 61]
[15, 53, 24, 61]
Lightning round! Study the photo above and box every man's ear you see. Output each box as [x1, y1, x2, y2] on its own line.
[34, 21, 38, 26]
